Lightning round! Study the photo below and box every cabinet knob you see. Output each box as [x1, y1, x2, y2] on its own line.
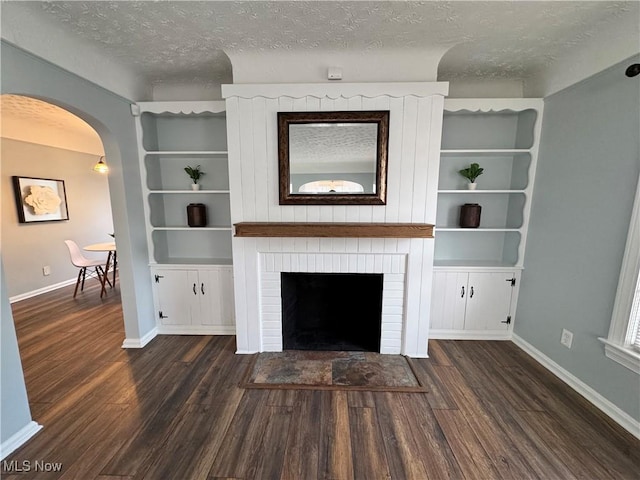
[201, 283, 205, 295]
[461, 286, 465, 298]
[193, 283, 197, 295]
[470, 286, 474, 298]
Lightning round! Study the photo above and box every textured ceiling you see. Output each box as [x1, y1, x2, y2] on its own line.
[14, 1, 639, 86]
[290, 123, 378, 174]
[1, 95, 96, 134]
[1, 95, 102, 154]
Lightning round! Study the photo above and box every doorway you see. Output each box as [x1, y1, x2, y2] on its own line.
[1, 94, 118, 303]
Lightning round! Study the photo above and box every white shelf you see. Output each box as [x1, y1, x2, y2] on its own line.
[435, 99, 543, 269]
[433, 260, 523, 269]
[145, 150, 228, 155]
[148, 190, 230, 194]
[435, 227, 521, 232]
[152, 227, 232, 231]
[438, 190, 526, 194]
[135, 101, 233, 266]
[441, 149, 530, 156]
[150, 257, 233, 266]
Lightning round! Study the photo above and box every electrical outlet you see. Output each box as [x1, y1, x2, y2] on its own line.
[42, 266, 51, 276]
[561, 328, 573, 348]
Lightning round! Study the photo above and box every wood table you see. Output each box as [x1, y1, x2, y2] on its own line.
[84, 242, 116, 298]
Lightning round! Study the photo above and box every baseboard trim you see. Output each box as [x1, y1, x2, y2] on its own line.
[512, 334, 640, 440]
[0, 421, 43, 460]
[156, 326, 236, 335]
[9, 278, 76, 303]
[121, 328, 157, 349]
[429, 330, 512, 340]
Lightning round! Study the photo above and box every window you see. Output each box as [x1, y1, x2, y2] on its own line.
[298, 180, 365, 194]
[600, 173, 640, 373]
[629, 275, 640, 350]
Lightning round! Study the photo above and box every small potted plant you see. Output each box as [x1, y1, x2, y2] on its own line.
[184, 165, 205, 190]
[459, 162, 484, 190]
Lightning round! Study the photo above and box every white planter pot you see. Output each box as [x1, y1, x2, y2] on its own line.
[191, 183, 200, 191]
[467, 183, 477, 190]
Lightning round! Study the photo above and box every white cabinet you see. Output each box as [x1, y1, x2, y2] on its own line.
[133, 101, 236, 336]
[151, 266, 235, 334]
[430, 99, 542, 340]
[430, 269, 520, 339]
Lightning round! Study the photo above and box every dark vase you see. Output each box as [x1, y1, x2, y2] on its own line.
[187, 203, 207, 227]
[459, 203, 481, 228]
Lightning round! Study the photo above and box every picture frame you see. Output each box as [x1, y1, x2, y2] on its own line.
[12, 176, 69, 223]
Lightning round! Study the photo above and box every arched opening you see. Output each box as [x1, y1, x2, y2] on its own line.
[1, 94, 127, 448]
[1, 94, 117, 303]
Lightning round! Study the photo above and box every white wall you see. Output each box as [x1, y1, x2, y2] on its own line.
[1, 139, 114, 299]
[223, 83, 447, 357]
[2, 40, 156, 347]
[0, 39, 154, 454]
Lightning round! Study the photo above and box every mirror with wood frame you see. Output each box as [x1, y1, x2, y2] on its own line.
[278, 110, 389, 205]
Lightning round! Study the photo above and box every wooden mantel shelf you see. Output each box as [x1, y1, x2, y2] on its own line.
[234, 222, 434, 238]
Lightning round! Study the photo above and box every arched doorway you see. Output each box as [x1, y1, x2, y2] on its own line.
[1, 95, 117, 301]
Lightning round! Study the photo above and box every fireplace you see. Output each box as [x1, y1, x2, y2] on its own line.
[224, 83, 445, 357]
[258, 252, 408, 355]
[281, 272, 383, 351]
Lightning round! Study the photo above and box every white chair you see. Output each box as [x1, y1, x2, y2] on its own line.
[64, 240, 110, 298]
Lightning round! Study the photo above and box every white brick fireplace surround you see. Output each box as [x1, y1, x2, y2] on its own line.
[222, 82, 448, 357]
[261, 252, 407, 354]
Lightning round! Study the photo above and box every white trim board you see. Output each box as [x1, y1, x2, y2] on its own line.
[429, 330, 512, 341]
[222, 81, 449, 99]
[156, 326, 236, 335]
[512, 334, 640, 440]
[121, 327, 157, 349]
[0, 421, 42, 460]
[9, 277, 77, 303]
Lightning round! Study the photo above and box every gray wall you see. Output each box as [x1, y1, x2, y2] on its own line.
[1, 41, 154, 341]
[0, 261, 33, 448]
[2, 139, 114, 298]
[516, 55, 640, 421]
[0, 41, 155, 446]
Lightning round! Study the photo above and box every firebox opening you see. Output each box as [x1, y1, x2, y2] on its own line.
[281, 272, 383, 352]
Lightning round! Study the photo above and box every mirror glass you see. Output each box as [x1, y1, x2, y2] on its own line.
[278, 111, 389, 205]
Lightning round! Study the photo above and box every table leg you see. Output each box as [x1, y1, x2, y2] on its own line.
[100, 251, 112, 298]
[112, 251, 117, 287]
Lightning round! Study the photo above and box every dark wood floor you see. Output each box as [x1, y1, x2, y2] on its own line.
[3, 282, 639, 479]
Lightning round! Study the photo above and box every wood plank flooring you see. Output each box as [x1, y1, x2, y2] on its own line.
[3, 283, 639, 479]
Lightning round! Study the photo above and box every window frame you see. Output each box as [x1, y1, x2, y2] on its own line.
[599, 173, 640, 373]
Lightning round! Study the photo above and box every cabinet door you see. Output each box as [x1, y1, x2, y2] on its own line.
[464, 272, 514, 331]
[198, 267, 235, 327]
[431, 271, 468, 330]
[219, 266, 236, 327]
[153, 269, 194, 326]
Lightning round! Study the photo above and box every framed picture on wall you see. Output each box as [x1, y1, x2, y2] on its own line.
[12, 176, 70, 223]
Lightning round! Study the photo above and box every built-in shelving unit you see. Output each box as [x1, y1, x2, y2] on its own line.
[434, 99, 543, 269]
[132, 101, 236, 335]
[430, 99, 543, 340]
[133, 101, 232, 265]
